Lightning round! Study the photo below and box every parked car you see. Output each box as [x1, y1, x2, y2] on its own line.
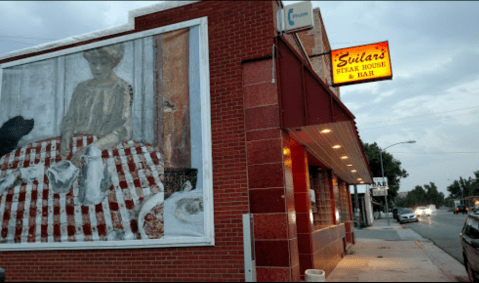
[397, 208, 418, 224]
[455, 205, 469, 214]
[460, 212, 479, 282]
[393, 207, 405, 222]
[415, 206, 432, 216]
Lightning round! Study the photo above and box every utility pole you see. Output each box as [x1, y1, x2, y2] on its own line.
[354, 184, 360, 227]
[379, 140, 416, 226]
[379, 152, 391, 226]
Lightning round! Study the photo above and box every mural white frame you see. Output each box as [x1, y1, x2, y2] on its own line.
[0, 16, 214, 251]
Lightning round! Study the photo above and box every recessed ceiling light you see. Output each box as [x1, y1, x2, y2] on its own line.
[357, 178, 362, 181]
[347, 164, 353, 167]
[332, 145, 341, 149]
[360, 181, 364, 184]
[341, 156, 348, 159]
[351, 169, 357, 173]
[320, 129, 332, 134]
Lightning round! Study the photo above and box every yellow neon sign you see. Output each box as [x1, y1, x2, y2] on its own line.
[331, 41, 392, 87]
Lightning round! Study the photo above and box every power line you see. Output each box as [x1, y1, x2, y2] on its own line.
[359, 110, 479, 131]
[0, 34, 57, 41]
[378, 105, 479, 122]
[0, 39, 42, 45]
[356, 105, 479, 131]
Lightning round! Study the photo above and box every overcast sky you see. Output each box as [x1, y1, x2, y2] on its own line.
[1, 1, 478, 197]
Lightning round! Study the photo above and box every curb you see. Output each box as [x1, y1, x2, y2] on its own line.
[401, 227, 468, 282]
[361, 225, 402, 231]
[420, 241, 468, 282]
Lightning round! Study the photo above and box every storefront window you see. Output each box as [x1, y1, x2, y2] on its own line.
[339, 181, 351, 223]
[309, 166, 334, 229]
[332, 175, 341, 224]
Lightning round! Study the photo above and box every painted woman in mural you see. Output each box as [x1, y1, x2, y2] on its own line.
[60, 43, 133, 165]
[0, 27, 207, 246]
[56, 42, 168, 238]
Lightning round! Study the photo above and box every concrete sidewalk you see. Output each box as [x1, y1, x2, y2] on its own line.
[362, 214, 401, 230]
[326, 218, 469, 282]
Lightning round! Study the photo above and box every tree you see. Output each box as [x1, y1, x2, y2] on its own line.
[395, 196, 408, 208]
[445, 171, 479, 208]
[447, 180, 462, 199]
[445, 195, 456, 207]
[424, 182, 444, 207]
[395, 183, 445, 208]
[406, 185, 427, 207]
[362, 142, 409, 207]
[438, 192, 445, 208]
[447, 177, 475, 199]
[472, 170, 479, 196]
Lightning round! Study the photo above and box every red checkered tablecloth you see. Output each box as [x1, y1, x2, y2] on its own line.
[0, 134, 164, 244]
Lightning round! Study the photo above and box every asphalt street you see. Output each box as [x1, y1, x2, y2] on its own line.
[400, 208, 467, 264]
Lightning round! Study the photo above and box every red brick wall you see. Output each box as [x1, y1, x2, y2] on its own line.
[243, 58, 300, 282]
[0, 1, 278, 282]
[296, 8, 340, 98]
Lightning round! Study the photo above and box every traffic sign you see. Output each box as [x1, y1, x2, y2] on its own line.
[372, 188, 388, 197]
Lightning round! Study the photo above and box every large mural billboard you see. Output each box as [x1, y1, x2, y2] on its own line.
[0, 18, 213, 250]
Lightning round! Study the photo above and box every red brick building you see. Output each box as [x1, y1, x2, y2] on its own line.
[0, 1, 372, 281]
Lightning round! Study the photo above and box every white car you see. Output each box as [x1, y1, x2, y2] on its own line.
[398, 208, 419, 224]
[415, 206, 432, 216]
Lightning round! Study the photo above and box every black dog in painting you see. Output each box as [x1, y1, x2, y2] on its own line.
[0, 116, 34, 158]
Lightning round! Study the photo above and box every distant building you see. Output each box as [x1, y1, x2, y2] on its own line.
[350, 185, 374, 226]
[398, 192, 409, 199]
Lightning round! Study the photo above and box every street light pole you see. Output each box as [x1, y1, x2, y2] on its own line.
[379, 140, 416, 226]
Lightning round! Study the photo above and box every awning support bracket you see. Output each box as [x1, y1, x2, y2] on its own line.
[330, 92, 336, 123]
[308, 51, 331, 58]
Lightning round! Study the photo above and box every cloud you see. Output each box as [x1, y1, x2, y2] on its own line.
[101, 1, 159, 28]
[382, 2, 479, 46]
[1, 1, 478, 198]
[342, 45, 479, 130]
[0, 1, 160, 55]
[0, 2, 108, 54]
[398, 152, 479, 195]
[330, 1, 479, 197]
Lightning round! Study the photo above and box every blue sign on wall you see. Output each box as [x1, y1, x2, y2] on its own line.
[284, 1, 314, 33]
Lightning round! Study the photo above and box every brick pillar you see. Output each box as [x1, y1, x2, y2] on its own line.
[347, 188, 355, 244]
[243, 59, 300, 282]
[329, 171, 338, 225]
[289, 137, 314, 280]
[348, 187, 354, 222]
